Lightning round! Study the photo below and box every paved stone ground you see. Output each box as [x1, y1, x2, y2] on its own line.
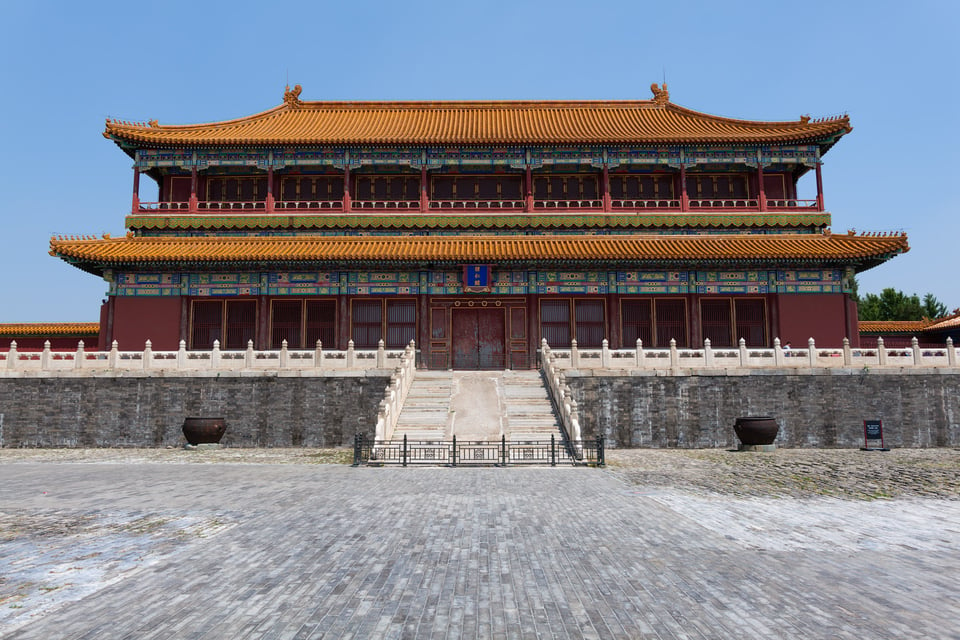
[0, 448, 958, 639]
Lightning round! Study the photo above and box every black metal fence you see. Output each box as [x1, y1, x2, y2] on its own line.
[352, 433, 604, 467]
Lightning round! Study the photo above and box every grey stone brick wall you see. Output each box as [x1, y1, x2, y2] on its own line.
[0, 374, 390, 448]
[567, 370, 960, 448]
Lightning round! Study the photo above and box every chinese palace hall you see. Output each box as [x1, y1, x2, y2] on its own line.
[46, 83, 909, 368]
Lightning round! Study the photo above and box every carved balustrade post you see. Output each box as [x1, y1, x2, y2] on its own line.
[601, 338, 610, 368]
[570, 339, 579, 368]
[877, 337, 887, 365]
[346, 339, 355, 368]
[377, 339, 386, 368]
[842, 337, 852, 366]
[807, 338, 817, 368]
[143, 340, 152, 370]
[636, 339, 645, 369]
[177, 340, 187, 370]
[280, 339, 289, 368]
[773, 337, 784, 367]
[74, 340, 85, 369]
[947, 337, 956, 366]
[703, 338, 713, 367]
[911, 337, 921, 366]
[109, 340, 119, 369]
[669, 338, 679, 370]
[738, 338, 747, 367]
[41, 341, 52, 370]
[211, 339, 221, 369]
[245, 339, 255, 369]
[314, 340, 323, 369]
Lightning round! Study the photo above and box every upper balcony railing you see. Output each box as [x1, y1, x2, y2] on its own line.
[132, 197, 823, 216]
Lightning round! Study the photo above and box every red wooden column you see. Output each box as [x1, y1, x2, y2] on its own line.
[266, 168, 275, 212]
[815, 162, 824, 210]
[420, 167, 428, 212]
[131, 167, 140, 213]
[342, 166, 352, 212]
[679, 165, 689, 210]
[524, 167, 533, 212]
[189, 168, 198, 212]
[601, 166, 612, 212]
[757, 164, 767, 211]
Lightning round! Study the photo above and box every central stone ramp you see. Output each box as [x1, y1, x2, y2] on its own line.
[393, 370, 564, 443]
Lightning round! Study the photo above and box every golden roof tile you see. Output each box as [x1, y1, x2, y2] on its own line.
[0, 322, 100, 337]
[104, 97, 851, 147]
[50, 233, 908, 269]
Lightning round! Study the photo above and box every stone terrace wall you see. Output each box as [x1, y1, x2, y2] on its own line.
[0, 374, 389, 448]
[567, 370, 960, 448]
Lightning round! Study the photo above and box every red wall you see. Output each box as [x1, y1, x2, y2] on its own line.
[776, 293, 854, 348]
[110, 296, 182, 351]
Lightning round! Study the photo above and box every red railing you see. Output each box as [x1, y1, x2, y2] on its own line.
[135, 196, 824, 215]
[766, 199, 818, 210]
[533, 199, 603, 209]
[611, 199, 681, 209]
[429, 200, 524, 210]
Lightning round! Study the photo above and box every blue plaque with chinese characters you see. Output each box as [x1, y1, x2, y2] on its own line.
[463, 265, 493, 292]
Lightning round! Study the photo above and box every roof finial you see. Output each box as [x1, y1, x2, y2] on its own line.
[283, 83, 303, 108]
[650, 82, 669, 107]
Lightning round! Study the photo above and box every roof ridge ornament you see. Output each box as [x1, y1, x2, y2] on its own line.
[650, 83, 669, 107]
[283, 84, 303, 109]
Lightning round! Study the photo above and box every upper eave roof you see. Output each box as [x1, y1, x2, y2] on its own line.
[50, 232, 907, 274]
[104, 95, 851, 148]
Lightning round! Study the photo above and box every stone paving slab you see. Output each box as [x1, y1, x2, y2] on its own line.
[0, 452, 958, 638]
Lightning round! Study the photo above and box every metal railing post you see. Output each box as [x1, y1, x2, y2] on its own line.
[596, 435, 605, 467]
[352, 433, 362, 467]
[402, 434, 408, 467]
[501, 435, 507, 467]
[550, 434, 556, 467]
[451, 435, 457, 467]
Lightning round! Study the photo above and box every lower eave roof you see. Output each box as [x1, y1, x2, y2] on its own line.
[50, 232, 908, 275]
[0, 322, 100, 338]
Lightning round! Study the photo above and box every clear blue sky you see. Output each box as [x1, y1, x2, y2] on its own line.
[1, 0, 957, 322]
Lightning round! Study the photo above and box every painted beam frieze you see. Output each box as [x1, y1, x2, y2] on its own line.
[110, 268, 846, 297]
[133, 144, 822, 172]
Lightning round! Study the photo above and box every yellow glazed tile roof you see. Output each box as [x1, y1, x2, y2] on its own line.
[0, 322, 99, 337]
[104, 93, 851, 146]
[859, 312, 959, 334]
[857, 320, 932, 333]
[50, 232, 907, 266]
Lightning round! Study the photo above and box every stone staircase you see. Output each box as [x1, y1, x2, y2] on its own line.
[500, 370, 563, 441]
[390, 370, 453, 441]
[390, 369, 563, 443]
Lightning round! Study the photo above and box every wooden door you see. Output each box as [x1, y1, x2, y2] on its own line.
[452, 308, 505, 369]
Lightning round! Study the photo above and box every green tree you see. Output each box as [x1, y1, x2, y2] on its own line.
[921, 293, 948, 319]
[856, 288, 948, 321]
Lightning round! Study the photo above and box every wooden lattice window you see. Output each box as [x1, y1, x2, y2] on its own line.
[574, 301, 604, 347]
[621, 300, 653, 346]
[540, 300, 571, 347]
[190, 300, 256, 349]
[700, 299, 733, 347]
[271, 300, 303, 349]
[305, 301, 336, 348]
[654, 299, 688, 347]
[735, 299, 766, 347]
[352, 300, 416, 348]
